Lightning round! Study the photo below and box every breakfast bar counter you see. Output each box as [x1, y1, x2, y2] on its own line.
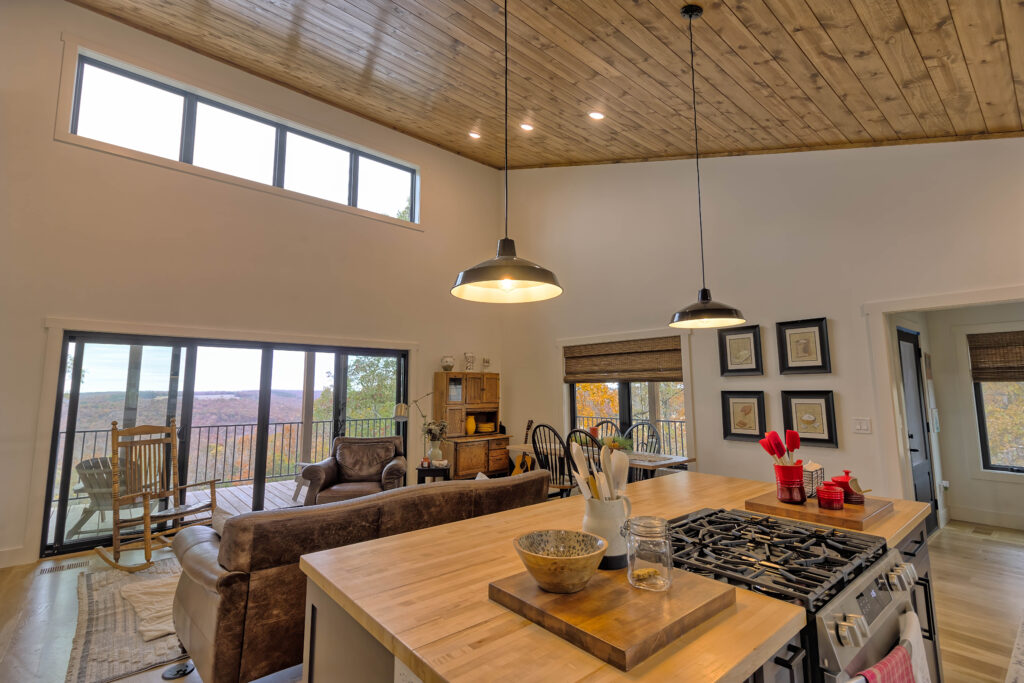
[299, 471, 930, 682]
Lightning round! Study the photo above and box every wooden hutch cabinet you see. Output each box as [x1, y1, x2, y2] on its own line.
[433, 372, 508, 479]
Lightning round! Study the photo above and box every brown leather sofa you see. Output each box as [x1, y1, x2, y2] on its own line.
[171, 469, 549, 683]
[301, 435, 406, 505]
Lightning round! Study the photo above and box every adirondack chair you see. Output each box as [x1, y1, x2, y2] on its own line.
[66, 456, 120, 540]
[94, 419, 219, 572]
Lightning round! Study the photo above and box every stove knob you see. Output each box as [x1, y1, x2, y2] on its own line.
[887, 570, 910, 592]
[847, 613, 870, 639]
[898, 562, 919, 584]
[837, 621, 863, 647]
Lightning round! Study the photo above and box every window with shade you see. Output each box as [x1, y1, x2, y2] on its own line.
[564, 337, 687, 456]
[968, 330, 1024, 473]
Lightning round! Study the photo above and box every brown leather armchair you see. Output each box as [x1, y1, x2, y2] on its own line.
[300, 435, 406, 505]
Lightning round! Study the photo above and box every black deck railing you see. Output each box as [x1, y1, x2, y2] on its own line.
[52, 417, 399, 503]
[574, 415, 686, 457]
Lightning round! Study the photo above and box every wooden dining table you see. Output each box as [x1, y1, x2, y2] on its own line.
[507, 443, 694, 481]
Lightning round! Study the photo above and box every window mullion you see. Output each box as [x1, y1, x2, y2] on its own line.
[349, 154, 359, 207]
[180, 94, 197, 164]
[273, 126, 287, 187]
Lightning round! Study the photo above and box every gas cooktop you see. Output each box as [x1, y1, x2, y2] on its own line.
[668, 508, 888, 613]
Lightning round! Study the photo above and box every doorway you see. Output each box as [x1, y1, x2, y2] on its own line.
[42, 331, 408, 556]
[897, 328, 939, 533]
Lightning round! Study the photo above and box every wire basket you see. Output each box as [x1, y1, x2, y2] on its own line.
[803, 463, 825, 498]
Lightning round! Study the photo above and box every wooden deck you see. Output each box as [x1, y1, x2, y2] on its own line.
[51, 478, 303, 544]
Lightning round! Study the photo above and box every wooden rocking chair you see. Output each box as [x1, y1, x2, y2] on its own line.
[95, 419, 219, 572]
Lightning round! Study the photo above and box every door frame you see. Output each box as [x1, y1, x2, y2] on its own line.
[896, 328, 939, 531]
[39, 329, 409, 556]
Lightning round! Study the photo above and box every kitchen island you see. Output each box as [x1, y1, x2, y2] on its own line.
[299, 471, 930, 682]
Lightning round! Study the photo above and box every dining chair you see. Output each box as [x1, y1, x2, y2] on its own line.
[530, 424, 574, 498]
[565, 429, 602, 473]
[592, 419, 621, 441]
[624, 421, 662, 453]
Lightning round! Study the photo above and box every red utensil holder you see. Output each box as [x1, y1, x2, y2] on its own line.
[817, 482, 845, 510]
[774, 464, 806, 505]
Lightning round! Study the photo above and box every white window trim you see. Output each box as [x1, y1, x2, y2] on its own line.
[53, 33, 423, 233]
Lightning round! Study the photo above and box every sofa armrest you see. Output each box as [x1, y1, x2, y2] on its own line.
[381, 456, 407, 490]
[301, 457, 339, 506]
[172, 526, 247, 593]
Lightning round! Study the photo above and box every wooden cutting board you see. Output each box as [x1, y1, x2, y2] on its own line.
[745, 492, 894, 530]
[488, 568, 735, 671]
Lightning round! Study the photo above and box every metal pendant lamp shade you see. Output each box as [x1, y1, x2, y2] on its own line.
[668, 5, 744, 330]
[451, 0, 562, 304]
[451, 238, 562, 303]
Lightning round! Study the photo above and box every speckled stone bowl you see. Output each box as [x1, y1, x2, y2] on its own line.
[513, 530, 608, 593]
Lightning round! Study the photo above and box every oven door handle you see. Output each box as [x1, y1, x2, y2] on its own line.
[773, 643, 806, 683]
[914, 576, 937, 642]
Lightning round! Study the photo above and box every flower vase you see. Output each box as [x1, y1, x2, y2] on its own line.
[427, 440, 443, 462]
[774, 463, 806, 505]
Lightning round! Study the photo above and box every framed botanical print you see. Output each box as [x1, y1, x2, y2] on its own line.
[781, 390, 838, 448]
[776, 318, 831, 374]
[721, 391, 766, 441]
[718, 325, 763, 376]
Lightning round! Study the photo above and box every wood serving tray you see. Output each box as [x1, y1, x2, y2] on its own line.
[745, 492, 894, 530]
[488, 568, 735, 671]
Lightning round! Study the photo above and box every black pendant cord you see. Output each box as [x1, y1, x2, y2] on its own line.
[688, 12, 706, 291]
[504, 0, 509, 240]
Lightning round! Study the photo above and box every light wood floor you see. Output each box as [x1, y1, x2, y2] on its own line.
[1, 519, 1021, 682]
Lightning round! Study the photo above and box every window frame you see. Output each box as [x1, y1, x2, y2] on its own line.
[69, 54, 418, 223]
[973, 380, 1024, 474]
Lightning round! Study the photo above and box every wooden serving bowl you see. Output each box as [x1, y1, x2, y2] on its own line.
[513, 530, 608, 594]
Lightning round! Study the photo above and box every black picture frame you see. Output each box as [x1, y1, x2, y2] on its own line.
[776, 318, 831, 374]
[781, 390, 838, 448]
[718, 325, 763, 376]
[721, 391, 767, 442]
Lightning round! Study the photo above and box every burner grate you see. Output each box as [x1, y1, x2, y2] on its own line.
[668, 508, 887, 613]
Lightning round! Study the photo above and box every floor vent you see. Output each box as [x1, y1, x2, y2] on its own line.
[38, 559, 91, 575]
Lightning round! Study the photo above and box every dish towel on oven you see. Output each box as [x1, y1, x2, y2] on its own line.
[900, 610, 932, 683]
[857, 643, 914, 683]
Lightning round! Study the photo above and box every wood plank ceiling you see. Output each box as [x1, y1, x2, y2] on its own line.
[70, 0, 1024, 169]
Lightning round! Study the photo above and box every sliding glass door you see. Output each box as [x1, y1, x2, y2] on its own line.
[42, 332, 407, 556]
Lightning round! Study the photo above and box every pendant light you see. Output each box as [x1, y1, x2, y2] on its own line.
[451, 0, 562, 304]
[669, 5, 745, 329]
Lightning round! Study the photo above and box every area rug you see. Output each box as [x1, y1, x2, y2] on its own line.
[65, 558, 188, 683]
[1007, 612, 1024, 683]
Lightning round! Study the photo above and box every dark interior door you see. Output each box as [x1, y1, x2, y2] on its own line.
[897, 329, 938, 533]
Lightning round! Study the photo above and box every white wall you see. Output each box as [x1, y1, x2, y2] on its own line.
[501, 138, 1024, 498]
[925, 302, 1024, 529]
[0, 0, 503, 567]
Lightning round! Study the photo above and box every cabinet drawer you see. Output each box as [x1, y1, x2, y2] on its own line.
[489, 437, 509, 451]
[489, 449, 509, 471]
[455, 441, 488, 478]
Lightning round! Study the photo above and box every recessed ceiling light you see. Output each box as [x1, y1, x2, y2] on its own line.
[469, 131, 481, 139]
[520, 123, 534, 131]
[589, 111, 605, 120]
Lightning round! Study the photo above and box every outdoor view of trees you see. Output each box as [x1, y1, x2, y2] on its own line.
[574, 381, 687, 455]
[979, 381, 1024, 468]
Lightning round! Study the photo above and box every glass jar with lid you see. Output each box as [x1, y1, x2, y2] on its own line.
[620, 516, 673, 591]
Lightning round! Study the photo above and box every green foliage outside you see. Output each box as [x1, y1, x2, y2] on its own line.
[980, 381, 1024, 467]
[313, 356, 398, 422]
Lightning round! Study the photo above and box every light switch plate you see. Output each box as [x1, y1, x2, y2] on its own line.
[852, 418, 872, 434]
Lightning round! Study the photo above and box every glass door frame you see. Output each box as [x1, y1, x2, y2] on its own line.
[41, 330, 408, 557]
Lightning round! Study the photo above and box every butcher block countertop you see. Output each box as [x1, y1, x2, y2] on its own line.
[300, 471, 930, 683]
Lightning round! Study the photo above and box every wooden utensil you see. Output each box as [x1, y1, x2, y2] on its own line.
[600, 448, 614, 492]
[573, 471, 593, 499]
[611, 450, 629, 498]
[569, 441, 591, 479]
[595, 472, 612, 501]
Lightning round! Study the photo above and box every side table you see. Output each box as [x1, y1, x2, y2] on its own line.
[416, 465, 451, 485]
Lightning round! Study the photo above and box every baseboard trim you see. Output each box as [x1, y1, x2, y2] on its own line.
[947, 505, 1024, 531]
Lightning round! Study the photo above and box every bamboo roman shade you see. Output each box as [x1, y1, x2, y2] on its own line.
[563, 336, 683, 384]
[967, 331, 1024, 381]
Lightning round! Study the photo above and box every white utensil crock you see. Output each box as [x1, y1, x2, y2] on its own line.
[582, 496, 632, 570]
